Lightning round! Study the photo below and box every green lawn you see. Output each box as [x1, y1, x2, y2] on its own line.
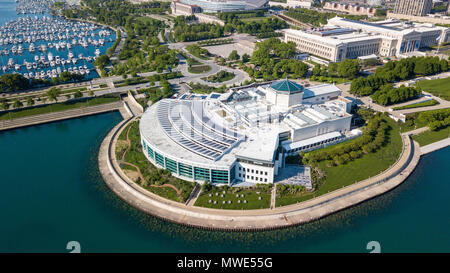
[202, 70, 235, 83]
[276, 118, 403, 206]
[195, 186, 271, 210]
[116, 121, 195, 203]
[0, 96, 120, 121]
[412, 126, 450, 146]
[188, 65, 212, 74]
[393, 99, 439, 110]
[186, 45, 210, 60]
[240, 17, 269, 23]
[416, 77, 450, 101]
[398, 112, 428, 133]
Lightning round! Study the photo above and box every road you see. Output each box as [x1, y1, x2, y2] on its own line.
[337, 70, 450, 120]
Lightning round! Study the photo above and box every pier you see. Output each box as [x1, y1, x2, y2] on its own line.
[0, 101, 126, 131]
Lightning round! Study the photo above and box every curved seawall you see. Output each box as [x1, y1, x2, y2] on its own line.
[99, 118, 422, 231]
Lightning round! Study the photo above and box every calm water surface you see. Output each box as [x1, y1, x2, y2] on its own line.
[0, 112, 449, 253]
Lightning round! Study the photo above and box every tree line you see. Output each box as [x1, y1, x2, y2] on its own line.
[246, 38, 309, 80]
[0, 72, 85, 93]
[417, 109, 450, 131]
[284, 8, 367, 27]
[172, 16, 224, 42]
[302, 111, 390, 167]
[350, 57, 449, 105]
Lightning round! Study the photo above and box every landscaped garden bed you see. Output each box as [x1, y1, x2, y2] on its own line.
[195, 183, 272, 210]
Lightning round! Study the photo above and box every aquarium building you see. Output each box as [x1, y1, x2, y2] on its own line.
[139, 79, 354, 185]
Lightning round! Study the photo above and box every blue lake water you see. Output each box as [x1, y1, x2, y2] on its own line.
[0, 112, 449, 253]
[0, 0, 115, 80]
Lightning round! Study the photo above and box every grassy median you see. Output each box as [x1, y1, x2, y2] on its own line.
[393, 99, 439, 110]
[416, 77, 450, 101]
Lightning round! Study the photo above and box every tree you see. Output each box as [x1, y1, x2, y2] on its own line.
[26, 97, 34, 106]
[12, 99, 23, 109]
[1, 101, 10, 110]
[375, 9, 387, 17]
[94, 55, 110, 70]
[0, 74, 31, 92]
[242, 53, 250, 63]
[228, 50, 240, 61]
[46, 88, 61, 102]
[337, 59, 360, 79]
[74, 90, 83, 98]
[150, 36, 159, 46]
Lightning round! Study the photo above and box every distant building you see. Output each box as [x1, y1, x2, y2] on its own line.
[284, 17, 450, 62]
[393, 0, 433, 16]
[195, 13, 225, 26]
[387, 11, 450, 25]
[171, 0, 202, 16]
[268, 0, 316, 9]
[366, 0, 383, 6]
[323, 2, 378, 17]
[174, 0, 268, 13]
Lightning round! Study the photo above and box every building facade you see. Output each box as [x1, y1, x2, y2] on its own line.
[323, 2, 378, 17]
[268, 0, 315, 9]
[139, 80, 353, 186]
[393, 0, 433, 16]
[284, 16, 449, 62]
[195, 13, 225, 26]
[171, 0, 202, 16]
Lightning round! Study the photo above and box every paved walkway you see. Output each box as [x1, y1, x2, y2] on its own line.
[406, 127, 430, 135]
[421, 137, 450, 155]
[185, 183, 202, 206]
[98, 119, 422, 230]
[336, 72, 450, 120]
[0, 101, 123, 131]
[270, 185, 276, 210]
[120, 122, 182, 196]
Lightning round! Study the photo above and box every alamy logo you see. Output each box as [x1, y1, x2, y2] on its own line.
[66, 241, 81, 253]
[366, 241, 381, 253]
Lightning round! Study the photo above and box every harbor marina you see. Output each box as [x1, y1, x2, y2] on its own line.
[0, 0, 116, 81]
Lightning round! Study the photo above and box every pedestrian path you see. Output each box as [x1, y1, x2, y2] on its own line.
[421, 138, 450, 154]
[0, 101, 123, 131]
